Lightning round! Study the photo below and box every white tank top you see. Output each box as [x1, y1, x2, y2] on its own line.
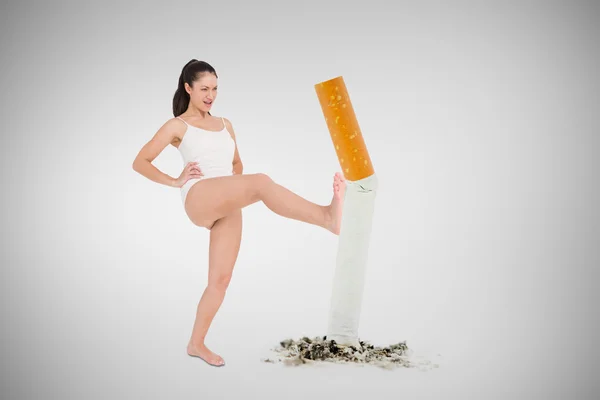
[175, 116, 236, 200]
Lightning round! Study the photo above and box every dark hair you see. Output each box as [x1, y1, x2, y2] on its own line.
[172, 59, 218, 117]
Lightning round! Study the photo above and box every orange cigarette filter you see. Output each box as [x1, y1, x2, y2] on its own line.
[315, 76, 374, 181]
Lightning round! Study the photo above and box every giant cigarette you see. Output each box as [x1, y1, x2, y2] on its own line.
[315, 76, 378, 348]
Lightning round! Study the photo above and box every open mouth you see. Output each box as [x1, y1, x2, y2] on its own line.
[204, 100, 212, 106]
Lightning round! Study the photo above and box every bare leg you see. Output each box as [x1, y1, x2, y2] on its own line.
[186, 209, 242, 366]
[185, 172, 346, 233]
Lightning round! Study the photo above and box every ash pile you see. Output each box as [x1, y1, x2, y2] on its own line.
[263, 336, 423, 370]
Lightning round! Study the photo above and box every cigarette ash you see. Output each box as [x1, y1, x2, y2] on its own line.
[262, 336, 434, 370]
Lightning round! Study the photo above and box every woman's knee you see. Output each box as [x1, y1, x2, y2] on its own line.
[254, 173, 272, 185]
[255, 172, 273, 190]
[248, 173, 273, 200]
[208, 274, 232, 292]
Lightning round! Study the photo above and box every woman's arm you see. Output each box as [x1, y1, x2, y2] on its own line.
[132, 118, 181, 187]
[224, 118, 244, 175]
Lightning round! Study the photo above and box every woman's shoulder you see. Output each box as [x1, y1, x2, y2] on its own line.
[157, 115, 187, 130]
[216, 115, 233, 127]
[169, 115, 187, 125]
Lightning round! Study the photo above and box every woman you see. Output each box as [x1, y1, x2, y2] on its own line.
[132, 59, 346, 367]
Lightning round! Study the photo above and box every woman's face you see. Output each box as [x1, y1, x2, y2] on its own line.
[185, 73, 218, 113]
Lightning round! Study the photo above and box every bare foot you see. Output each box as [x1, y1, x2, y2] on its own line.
[327, 172, 346, 235]
[187, 342, 225, 367]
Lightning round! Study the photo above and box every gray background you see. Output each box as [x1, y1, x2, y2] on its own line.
[1, 0, 599, 399]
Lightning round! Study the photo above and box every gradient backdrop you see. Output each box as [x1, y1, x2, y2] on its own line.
[1, 0, 599, 399]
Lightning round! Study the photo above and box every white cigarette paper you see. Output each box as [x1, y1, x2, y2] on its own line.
[327, 174, 378, 347]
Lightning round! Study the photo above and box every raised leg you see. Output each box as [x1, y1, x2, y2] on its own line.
[184, 172, 346, 233]
[186, 209, 243, 366]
